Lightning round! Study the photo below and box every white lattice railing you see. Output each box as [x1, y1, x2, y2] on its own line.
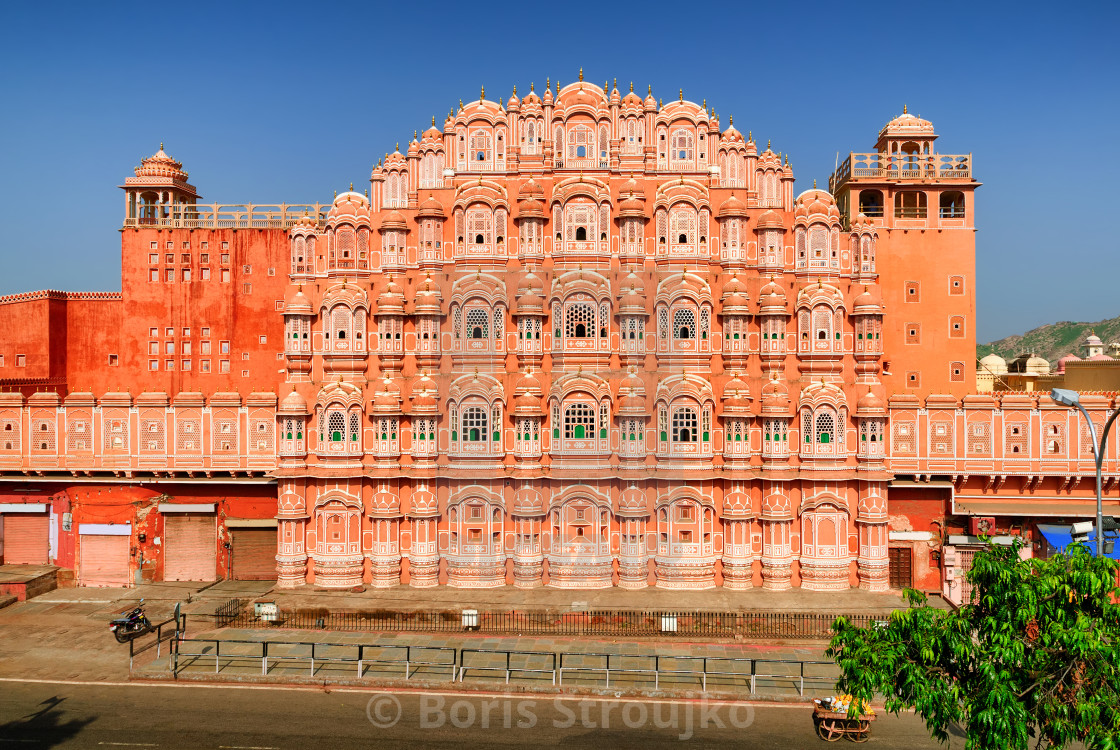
[124, 203, 330, 229]
[830, 153, 972, 191]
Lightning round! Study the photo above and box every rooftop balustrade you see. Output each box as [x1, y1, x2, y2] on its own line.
[124, 203, 330, 229]
[830, 152, 972, 192]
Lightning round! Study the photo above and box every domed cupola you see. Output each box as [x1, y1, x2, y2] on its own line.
[131, 144, 194, 187]
[720, 373, 752, 418]
[285, 285, 313, 316]
[879, 105, 935, 139]
[417, 194, 446, 219]
[756, 210, 784, 230]
[408, 372, 440, 416]
[371, 376, 403, 416]
[643, 84, 657, 110]
[122, 143, 200, 224]
[758, 276, 789, 315]
[515, 269, 545, 315]
[413, 273, 443, 316]
[717, 193, 748, 219]
[617, 368, 649, 417]
[279, 387, 310, 416]
[856, 386, 885, 418]
[720, 274, 750, 315]
[794, 188, 841, 222]
[617, 272, 648, 316]
[375, 274, 407, 316]
[852, 284, 883, 315]
[760, 373, 791, 416]
[326, 189, 372, 227]
[513, 370, 545, 416]
[516, 178, 546, 219]
[379, 210, 407, 232]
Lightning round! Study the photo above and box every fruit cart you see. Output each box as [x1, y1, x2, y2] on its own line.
[812, 699, 876, 742]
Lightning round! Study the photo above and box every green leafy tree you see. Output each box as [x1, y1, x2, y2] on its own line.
[827, 541, 1120, 749]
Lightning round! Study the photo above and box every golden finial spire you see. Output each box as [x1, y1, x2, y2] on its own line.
[530, 81, 535, 92]
[903, 104, 908, 114]
[513, 84, 517, 95]
[748, 130, 752, 141]
[413, 130, 417, 140]
[498, 96, 503, 107]
[658, 98, 663, 108]
[333, 189, 337, 199]
[546, 76, 550, 90]
[702, 98, 706, 108]
[679, 88, 683, 102]
[767, 139, 771, 149]
[395, 142, 399, 152]
[648, 84, 652, 95]
[159, 142, 164, 150]
[630, 81, 634, 92]
[480, 85, 485, 101]
[813, 179, 817, 188]
[431, 115, 436, 126]
[349, 182, 353, 191]
[364, 187, 368, 199]
[613, 77, 617, 90]
[458, 98, 463, 110]
[578, 67, 583, 82]
[604, 80, 608, 93]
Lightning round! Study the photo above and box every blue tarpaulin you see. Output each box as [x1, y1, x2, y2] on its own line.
[1037, 523, 1120, 559]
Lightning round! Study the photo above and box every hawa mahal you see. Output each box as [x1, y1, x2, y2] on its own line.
[1, 75, 1107, 602]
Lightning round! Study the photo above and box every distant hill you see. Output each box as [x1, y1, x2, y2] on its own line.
[978, 316, 1120, 364]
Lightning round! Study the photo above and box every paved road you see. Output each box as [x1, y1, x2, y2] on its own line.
[0, 680, 946, 749]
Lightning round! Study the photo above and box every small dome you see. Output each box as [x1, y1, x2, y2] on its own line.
[720, 123, 745, 144]
[326, 191, 371, 226]
[852, 285, 883, 314]
[717, 193, 748, 218]
[617, 272, 648, 315]
[794, 189, 841, 222]
[518, 178, 544, 200]
[556, 81, 606, 111]
[380, 210, 407, 230]
[414, 274, 443, 315]
[720, 375, 752, 416]
[513, 370, 545, 415]
[720, 275, 750, 314]
[978, 353, 1008, 375]
[756, 210, 784, 230]
[1026, 355, 1051, 375]
[758, 276, 788, 314]
[376, 275, 406, 315]
[1055, 353, 1081, 374]
[278, 388, 309, 415]
[617, 370, 649, 416]
[880, 107, 935, 138]
[760, 375, 790, 415]
[285, 286, 313, 315]
[417, 195, 446, 218]
[515, 270, 545, 314]
[856, 387, 885, 417]
[517, 197, 545, 219]
[409, 373, 439, 414]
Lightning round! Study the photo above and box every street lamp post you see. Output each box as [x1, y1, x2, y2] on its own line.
[1050, 388, 1120, 557]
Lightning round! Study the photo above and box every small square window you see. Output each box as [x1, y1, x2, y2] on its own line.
[182, 242, 190, 250]
[165, 268, 174, 282]
[219, 360, 230, 373]
[275, 300, 284, 311]
[149, 359, 158, 371]
[108, 354, 119, 366]
[200, 241, 208, 250]
[241, 369, 249, 378]
[16, 354, 25, 367]
[242, 264, 252, 274]
[220, 341, 230, 354]
[180, 253, 191, 263]
[0, 355, 4, 366]
[182, 269, 191, 282]
[201, 341, 211, 355]
[165, 253, 174, 264]
[277, 352, 284, 360]
[165, 359, 175, 370]
[201, 327, 210, 337]
[183, 328, 190, 337]
[200, 253, 209, 263]
[242, 282, 252, 294]
[148, 342, 158, 355]
[148, 254, 158, 263]
[242, 352, 250, 361]
[150, 241, 158, 250]
[221, 269, 230, 282]
[182, 359, 192, 371]
[165, 242, 173, 250]
[165, 342, 174, 354]
[165, 328, 174, 336]
[201, 268, 210, 280]
[221, 241, 229, 250]
[267, 267, 276, 276]
[183, 342, 192, 355]
[259, 335, 267, 344]
[907, 371, 920, 388]
[149, 269, 158, 282]
[905, 281, 920, 301]
[150, 328, 158, 336]
[200, 360, 211, 373]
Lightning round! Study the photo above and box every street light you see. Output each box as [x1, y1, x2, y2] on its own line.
[1050, 388, 1120, 556]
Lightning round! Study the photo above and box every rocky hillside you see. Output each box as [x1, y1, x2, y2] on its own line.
[978, 316, 1120, 363]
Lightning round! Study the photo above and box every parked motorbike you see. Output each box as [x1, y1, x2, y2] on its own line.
[109, 599, 154, 643]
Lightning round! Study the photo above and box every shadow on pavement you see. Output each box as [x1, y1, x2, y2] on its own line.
[0, 696, 95, 747]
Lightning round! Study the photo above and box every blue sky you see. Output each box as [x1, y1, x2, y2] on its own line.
[0, 0, 1115, 342]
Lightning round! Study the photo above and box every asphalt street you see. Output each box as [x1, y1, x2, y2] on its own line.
[0, 680, 948, 749]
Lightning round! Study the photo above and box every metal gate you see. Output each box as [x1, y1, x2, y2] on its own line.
[957, 548, 978, 604]
[2, 513, 49, 565]
[888, 547, 913, 589]
[79, 535, 130, 587]
[230, 527, 277, 580]
[163, 514, 216, 581]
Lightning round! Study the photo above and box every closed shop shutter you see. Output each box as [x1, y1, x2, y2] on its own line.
[3, 514, 50, 565]
[230, 528, 277, 580]
[163, 514, 217, 582]
[888, 547, 913, 589]
[79, 535, 130, 587]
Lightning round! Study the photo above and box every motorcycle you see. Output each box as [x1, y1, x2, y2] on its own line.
[109, 599, 154, 643]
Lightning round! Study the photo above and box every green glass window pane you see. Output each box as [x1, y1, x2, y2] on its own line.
[599, 428, 607, 439]
[331, 431, 342, 442]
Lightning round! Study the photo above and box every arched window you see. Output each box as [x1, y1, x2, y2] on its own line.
[895, 191, 927, 219]
[672, 407, 698, 443]
[470, 130, 491, 165]
[565, 302, 596, 339]
[567, 125, 593, 162]
[673, 308, 695, 340]
[563, 403, 595, 439]
[858, 190, 884, 217]
[815, 409, 836, 445]
[466, 207, 492, 246]
[465, 308, 489, 339]
[462, 406, 488, 443]
[940, 191, 965, 218]
[575, 226, 586, 241]
[669, 128, 694, 168]
[327, 412, 345, 442]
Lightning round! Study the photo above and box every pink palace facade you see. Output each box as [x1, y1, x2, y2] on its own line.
[14, 75, 1096, 602]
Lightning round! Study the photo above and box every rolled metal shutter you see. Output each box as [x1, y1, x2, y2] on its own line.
[230, 528, 277, 580]
[79, 535, 130, 587]
[3, 514, 49, 565]
[163, 514, 216, 581]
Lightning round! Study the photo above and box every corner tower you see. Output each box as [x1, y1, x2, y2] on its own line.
[830, 108, 980, 396]
[120, 144, 200, 226]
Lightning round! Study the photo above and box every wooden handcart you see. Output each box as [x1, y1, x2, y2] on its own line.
[813, 705, 876, 742]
